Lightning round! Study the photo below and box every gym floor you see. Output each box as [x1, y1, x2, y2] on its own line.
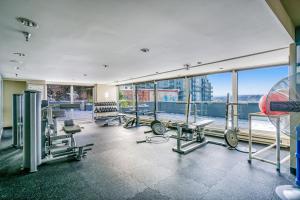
[0, 123, 294, 200]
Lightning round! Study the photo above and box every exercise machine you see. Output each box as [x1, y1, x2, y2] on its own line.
[42, 104, 94, 162]
[23, 90, 42, 172]
[12, 94, 23, 148]
[172, 120, 226, 154]
[171, 86, 225, 154]
[23, 90, 94, 173]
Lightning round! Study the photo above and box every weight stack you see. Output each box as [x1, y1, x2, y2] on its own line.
[12, 94, 24, 148]
[23, 90, 41, 172]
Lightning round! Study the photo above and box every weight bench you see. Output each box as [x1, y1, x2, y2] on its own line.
[172, 120, 226, 154]
[62, 119, 81, 135]
[58, 119, 94, 161]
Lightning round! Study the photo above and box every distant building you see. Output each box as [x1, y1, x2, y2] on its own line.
[119, 86, 179, 102]
[190, 76, 213, 101]
[119, 76, 213, 102]
[157, 76, 213, 101]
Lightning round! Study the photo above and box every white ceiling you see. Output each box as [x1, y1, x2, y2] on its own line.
[0, 0, 293, 84]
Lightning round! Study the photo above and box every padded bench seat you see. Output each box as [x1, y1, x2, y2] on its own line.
[63, 125, 81, 134]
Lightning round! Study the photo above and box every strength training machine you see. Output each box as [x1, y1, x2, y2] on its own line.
[172, 120, 226, 154]
[22, 90, 94, 173]
[12, 94, 24, 148]
[41, 103, 94, 162]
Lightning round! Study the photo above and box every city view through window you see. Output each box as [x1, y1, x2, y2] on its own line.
[47, 84, 94, 120]
[118, 65, 288, 134]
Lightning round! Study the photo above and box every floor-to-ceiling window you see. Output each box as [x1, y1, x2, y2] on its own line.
[73, 85, 94, 120]
[47, 84, 94, 121]
[136, 82, 155, 120]
[118, 84, 135, 114]
[237, 65, 288, 135]
[156, 78, 188, 122]
[190, 73, 232, 129]
[47, 84, 71, 104]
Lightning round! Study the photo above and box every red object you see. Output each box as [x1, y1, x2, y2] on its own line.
[259, 90, 289, 115]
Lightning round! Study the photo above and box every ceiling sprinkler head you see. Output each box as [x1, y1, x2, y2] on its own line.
[13, 52, 26, 57]
[184, 64, 191, 70]
[103, 64, 109, 69]
[15, 73, 18, 77]
[140, 48, 150, 53]
[83, 74, 87, 77]
[22, 31, 31, 42]
[197, 61, 202, 65]
[16, 17, 38, 28]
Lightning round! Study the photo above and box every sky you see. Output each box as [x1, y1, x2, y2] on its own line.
[208, 65, 288, 96]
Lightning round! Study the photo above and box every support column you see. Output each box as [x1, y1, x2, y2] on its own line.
[184, 77, 191, 124]
[70, 85, 74, 103]
[135, 84, 139, 127]
[290, 27, 300, 174]
[154, 82, 157, 120]
[232, 70, 238, 129]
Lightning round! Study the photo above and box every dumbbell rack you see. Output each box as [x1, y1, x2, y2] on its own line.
[93, 102, 119, 120]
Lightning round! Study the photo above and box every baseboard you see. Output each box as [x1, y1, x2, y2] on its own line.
[290, 167, 296, 175]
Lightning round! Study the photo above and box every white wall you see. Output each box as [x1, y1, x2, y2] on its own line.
[26, 80, 47, 100]
[95, 84, 117, 102]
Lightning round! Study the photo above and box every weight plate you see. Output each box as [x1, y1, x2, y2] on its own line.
[224, 129, 238, 148]
[151, 120, 166, 135]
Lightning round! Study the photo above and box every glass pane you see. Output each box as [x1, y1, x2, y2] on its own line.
[191, 73, 231, 129]
[238, 65, 288, 134]
[47, 84, 70, 103]
[157, 78, 187, 122]
[136, 82, 155, 120]
[73, 86, 93, 103]
[72, 85, 94, 120]
[118, 84, 135, 113]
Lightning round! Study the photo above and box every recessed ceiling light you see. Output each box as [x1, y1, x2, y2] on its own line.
[13, 52, 26, 57]
[140, 48, 150, 53]
[16, 17, 38, 28]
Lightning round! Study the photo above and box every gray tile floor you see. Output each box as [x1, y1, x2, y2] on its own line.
[0, 123, 295, 200]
